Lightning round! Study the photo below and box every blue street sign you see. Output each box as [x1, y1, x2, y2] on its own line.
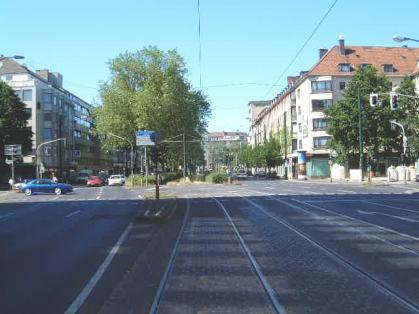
[136, 130, 159, 146]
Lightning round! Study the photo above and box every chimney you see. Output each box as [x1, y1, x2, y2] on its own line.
[339, 35, 346, 55]
[319, 48, 328, 60]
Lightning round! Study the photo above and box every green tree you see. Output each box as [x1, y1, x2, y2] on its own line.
[325, 65, 398, 167]
[94, 47, 211, 170]
[396, 76, 419, 161]
[0, 81, 32, 176]
[264, 134, 283, 169]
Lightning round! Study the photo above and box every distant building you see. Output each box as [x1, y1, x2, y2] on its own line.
[204, 131, 248, 170]
[250, 37, 419, 178]
[248, 100, 269, 146]
[0, 58, 111, 179]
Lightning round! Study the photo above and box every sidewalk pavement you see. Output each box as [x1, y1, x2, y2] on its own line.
[293, 176, 419, 186]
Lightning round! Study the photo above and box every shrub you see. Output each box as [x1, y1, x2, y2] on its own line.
[205, 171, 228, 184]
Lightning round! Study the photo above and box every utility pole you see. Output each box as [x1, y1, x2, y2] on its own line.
[183, 133, 186, 179]
[357, 88, 363, 180]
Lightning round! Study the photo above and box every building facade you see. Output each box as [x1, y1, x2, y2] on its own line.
[0, 58, 111, 179]
[250, 38, 419, 178]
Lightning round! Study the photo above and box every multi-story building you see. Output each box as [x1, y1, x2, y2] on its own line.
[248, 100, 269, 146]
[0, 58, 110, 179]
[250, 37, 419, 179]
[204, 131, 248, 170]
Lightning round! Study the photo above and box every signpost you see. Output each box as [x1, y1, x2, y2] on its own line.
[4, 144, 22, 180]
[136, 131, 160, 198]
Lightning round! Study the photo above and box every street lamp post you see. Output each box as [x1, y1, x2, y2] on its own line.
[0, 55, 25, 61]
[36, 138, 66, 178]
[108, 133, 134, 176]
[393, 35, 419, 43]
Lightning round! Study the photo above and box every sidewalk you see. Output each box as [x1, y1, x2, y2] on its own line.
[292, 176, 419, 186]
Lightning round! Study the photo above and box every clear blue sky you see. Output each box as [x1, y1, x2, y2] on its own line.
[1, 0, 418, 132]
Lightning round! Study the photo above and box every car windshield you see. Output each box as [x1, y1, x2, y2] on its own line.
[89, 176, 99, 180]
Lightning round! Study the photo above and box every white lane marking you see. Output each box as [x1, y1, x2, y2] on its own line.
[292, 198, 419, 252]
[337, 190, 357, 194]
[361, 200, 419, 214]
[0, 212, 14, 220]
[357, 210, 419, 223]
[53, 196, 59, 200]
[138, 195, 144, 199]
[213, 197, 285, 314]
[66, 210, 81, 218]
[96, 195, 101, 200]
[65, 222, 133, 314]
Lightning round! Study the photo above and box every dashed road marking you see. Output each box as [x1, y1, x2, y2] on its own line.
[0, 212, 14, 221]
[66, 210, 81, 218]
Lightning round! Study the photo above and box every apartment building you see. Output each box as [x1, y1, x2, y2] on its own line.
[0, 58, 111, 179]
[251, 37, 419, 179]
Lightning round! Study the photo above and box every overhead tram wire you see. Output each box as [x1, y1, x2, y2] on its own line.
[197, 0, 202, 90]
[262, 0, 339, 100]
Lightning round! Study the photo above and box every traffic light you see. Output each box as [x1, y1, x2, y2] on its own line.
[369, 94, 379, 107]
[390, 92, 398, 110]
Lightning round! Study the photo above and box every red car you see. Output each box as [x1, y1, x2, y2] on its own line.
[86, 176, 104, 187]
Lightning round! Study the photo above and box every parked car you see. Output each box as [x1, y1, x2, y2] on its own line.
[108, 175, 125, 186]
[416, 172, 419, 182]
[255, 171, 267, 178]
[12, 179, 33, 192]
[236, 169, 248, 179]
[98, 173, 109, 185]
[21, 179, 73, 196]
[76, 172, 89, 184]
[86, 176, 104, 187]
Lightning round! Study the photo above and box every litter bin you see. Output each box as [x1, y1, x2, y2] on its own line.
[396, 166, 408, 182]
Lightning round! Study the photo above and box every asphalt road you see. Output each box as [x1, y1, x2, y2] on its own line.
[1, 179, 419, 313]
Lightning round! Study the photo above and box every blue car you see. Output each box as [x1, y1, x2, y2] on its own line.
[21, 179, 73, 196]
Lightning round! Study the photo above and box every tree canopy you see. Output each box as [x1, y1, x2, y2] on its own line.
[93, 47, 211, 169]
[325, 65, 403, 166]
[0, 81, 32, 168]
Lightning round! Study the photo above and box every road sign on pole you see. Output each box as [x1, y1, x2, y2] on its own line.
[136, 130, 158, 146]
[4, 144, 22, 156]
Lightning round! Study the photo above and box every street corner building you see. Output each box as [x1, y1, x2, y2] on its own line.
[0, 58, 111, 180]
[249, 37, 419, 179]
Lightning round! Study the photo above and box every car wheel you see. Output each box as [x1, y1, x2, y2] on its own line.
[54, 188, 62, 195]
[24, 189, 32, 196]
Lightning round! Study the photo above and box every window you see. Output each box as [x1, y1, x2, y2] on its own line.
[361, 63, 372, 69]
[298, 140, 302, 150]
[6, 75, 13, 81]
[339, 82, 346, 90]
[37, 101, 41, 110]
[43, 92, 52, 104]
[312, 99, 332, 111]
[311, 80, 332, 92]
[298, 123, 302, 132]
[339, 63, 351, 72]
[313, 136, 330, 149]
[43, 128, 53, 139]
[292, 138, 297, 151]
[313, 118, 329, 130]
[74, 130, 81, 138]
[14, 90, 22, 99]
[383, 64, 394, 73]
[22, 89, 32, 101]
[44, 113, 52, 121]
[25, 108, 32, 119]
[44, 102, 52, 111]
[297, 89, 300, 98]
[298, 106, 301, 115]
